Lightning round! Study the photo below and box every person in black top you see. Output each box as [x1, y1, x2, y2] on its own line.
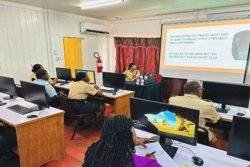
[0, 125, 16, 157]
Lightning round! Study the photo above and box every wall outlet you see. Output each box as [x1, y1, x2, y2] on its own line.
[56, 57, 60, 62]
[54, 50, 58, 56]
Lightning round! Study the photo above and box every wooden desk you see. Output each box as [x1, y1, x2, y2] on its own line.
[0, 93, 65, 167]
[135, 129, 250, 167]
[102, 89, 135, 117]
[54, 83, 135, 117]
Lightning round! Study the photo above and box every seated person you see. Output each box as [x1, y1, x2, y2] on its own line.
[29, 64, 56, 85]
[68, 72, 103, 114]
[83, 115, 161, 167]
[169, 81, 221, 145]
[33, 69, 59, 107]
[123, 63, 141, 81]
[0, 125, 16, 157]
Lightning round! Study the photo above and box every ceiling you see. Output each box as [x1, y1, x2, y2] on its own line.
[4, 0, 250, 20]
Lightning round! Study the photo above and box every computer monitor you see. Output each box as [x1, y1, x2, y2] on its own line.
[228, 116, 250, 161]
[0, 76, 17, 99]
[202, 81, 250, 112]
[56, 67, 72, 82]
[75, 69, 96, 84]
[130, 97, 199, 146]
[20, 81, 49, 110]
[102, 72, 125, 94]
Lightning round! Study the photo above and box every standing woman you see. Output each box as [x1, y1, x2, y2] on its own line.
[123, 63, 141, 81]
[83, 115, 161, 167]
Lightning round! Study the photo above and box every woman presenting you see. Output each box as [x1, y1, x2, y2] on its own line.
[123, 63, 141, 81]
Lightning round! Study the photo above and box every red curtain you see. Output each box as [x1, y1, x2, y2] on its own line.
[115, 37, 161, 74]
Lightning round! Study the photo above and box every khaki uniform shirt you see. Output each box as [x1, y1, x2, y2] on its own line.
[68, 81, 98, 100]
[169, 94, 220, 141]
[123, 70, 140, 81]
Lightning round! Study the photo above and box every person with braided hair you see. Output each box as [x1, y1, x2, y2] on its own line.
[83, 115, 161, 167]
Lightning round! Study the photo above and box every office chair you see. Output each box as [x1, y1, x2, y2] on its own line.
[59, 95, 104, 140]
[197, 127, 210, 146]
[15, 85, 23, 98]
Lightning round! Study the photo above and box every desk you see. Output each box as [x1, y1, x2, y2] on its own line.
[54, 82, 72, 90]
[173, 142, 249, 167]
[0, 93, 65, 167]
[206, 105, 250, 134]
[216, 104, 250, 122]
[54, 83, 135, 117]
[135, 129, 250, 167]
[125, 82, 161, 102]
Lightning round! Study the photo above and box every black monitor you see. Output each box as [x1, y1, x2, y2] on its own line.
[228, 116, 250, 161]
[202, 81, 250, 112]
[56, 67, 72, 82]
[75, 69, 96, 84]
[102, 72, 125, 94]
[130, 97, 199, 146]
[0, 76, 17, 99]
[20, 81, 49, 110]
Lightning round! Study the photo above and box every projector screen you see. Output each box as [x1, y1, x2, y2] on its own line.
[160, 19, 250, 84]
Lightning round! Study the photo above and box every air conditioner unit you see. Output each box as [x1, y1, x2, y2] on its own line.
[80, 22, 111, 35]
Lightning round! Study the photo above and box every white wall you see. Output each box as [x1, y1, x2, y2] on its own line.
[47, 11, 111, 85]
[0, 1, 111, 84]
[0, 2, 50, 83]
[112, 4, 250, 37]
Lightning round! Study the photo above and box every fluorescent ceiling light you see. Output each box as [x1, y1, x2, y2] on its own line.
[81, 0, 124, 10]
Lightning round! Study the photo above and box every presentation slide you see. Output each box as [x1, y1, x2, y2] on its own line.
[160, 19, 250, 84]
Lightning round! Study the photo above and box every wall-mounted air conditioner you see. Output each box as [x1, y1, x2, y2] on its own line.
[80, 22, 111, 35]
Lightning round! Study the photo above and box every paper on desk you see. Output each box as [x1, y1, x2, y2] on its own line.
[135, 142, 179, 167]
[134, 128, 157, 139]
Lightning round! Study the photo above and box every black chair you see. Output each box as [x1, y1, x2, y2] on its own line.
[59, 96, 104, 140]
[15, 85, 23, 98]
[197, 127, 210, 146]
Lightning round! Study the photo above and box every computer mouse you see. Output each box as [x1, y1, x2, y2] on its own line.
[27, 115, 38, 119]
[192, 156, 204, 166]
[236, 112, 245, 116]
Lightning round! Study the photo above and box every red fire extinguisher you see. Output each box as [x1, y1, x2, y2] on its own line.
[94, 52, 103, 73]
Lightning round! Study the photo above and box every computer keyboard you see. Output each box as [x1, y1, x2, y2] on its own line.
[7, 105, 33, 115]
[161, 143, 178, 158]
[100, 89, 114, 93]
